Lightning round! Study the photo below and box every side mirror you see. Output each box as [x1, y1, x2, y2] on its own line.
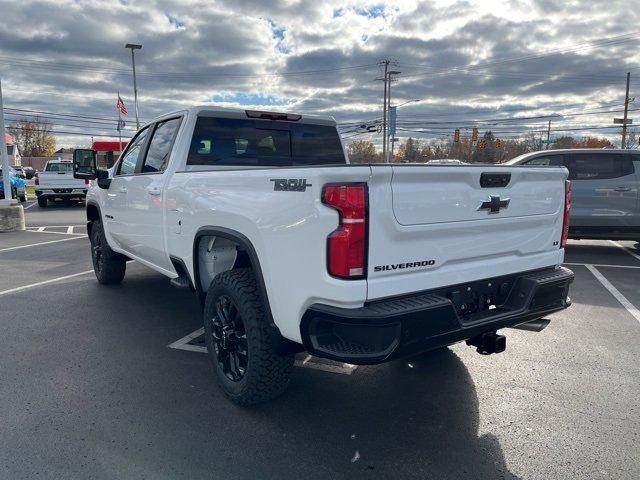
[73, 149, 97, 179]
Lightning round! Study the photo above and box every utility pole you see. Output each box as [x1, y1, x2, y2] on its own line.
[546, 120, 551, 150]
[378, 60, 390, 161]
[0, 78, 12, 205]
[386, 70, 401, 162]
[125, 43, 142, 130]
[622, 71, 631, 149]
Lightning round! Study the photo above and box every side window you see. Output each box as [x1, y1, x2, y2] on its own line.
[117, 127, 149, 175]
[141, 118, 182, 173]
[566, 154, 634, 180]
[524, 155, 564, 166]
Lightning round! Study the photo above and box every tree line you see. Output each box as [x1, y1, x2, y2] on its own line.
[347, 131, 618, 164]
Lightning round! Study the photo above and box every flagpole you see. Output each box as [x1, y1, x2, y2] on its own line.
[117, 91, 122, 157]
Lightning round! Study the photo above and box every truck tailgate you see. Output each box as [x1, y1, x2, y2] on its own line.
[38, 172, 86, 188]
[367, 165, 568, 300]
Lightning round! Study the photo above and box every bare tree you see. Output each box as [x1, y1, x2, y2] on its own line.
[8, 118, 56, 157]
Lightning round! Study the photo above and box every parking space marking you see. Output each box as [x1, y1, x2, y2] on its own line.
[0, 269, 94, 297]
[25, 225, 87, 236]
[585, 265, 640, 325]
[609, 240, 640, 262]
[0, 236, 86, 252]
[565, 262, 640, 270]
[23, 202, 37, 210]
[168, 328, 358, 375]
[168, 327, 208, 353]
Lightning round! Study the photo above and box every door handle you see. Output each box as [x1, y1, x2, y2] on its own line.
[119, 186, 128, 193]
[614, 187, 631, 192]
[146, 187, 161, 196]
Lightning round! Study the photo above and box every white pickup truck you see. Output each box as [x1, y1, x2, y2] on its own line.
[35, 158, 90, 207]
[73, 106, 574, 405]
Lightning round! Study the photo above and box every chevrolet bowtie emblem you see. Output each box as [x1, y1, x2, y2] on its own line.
[478, 195, 510, 214]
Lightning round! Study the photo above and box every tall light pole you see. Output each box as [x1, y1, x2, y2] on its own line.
[125, 43, 142, 130]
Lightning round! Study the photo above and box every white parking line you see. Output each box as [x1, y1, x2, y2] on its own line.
[564, 262, 640, 270]
[0, 236, 86, 252]
[609, 240, 640, 262]
[585, 264, 640, 325]
[168, 328, 358, 374]
[0, 269, 94, 297]
[23, 202, 38, 210]
[168, 327, 207, 353]
[36, 226, 46, 232]
[26, 229, 86, 236]
[66, 226, 74, 234]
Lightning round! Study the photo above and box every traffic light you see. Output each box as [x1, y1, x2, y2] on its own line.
[478, 139, 486, 149]
[471, 127, 478, 141]
[495, 138, 502, 148]
[454, 129, 460, 143]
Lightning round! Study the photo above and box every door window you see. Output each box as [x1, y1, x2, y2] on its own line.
[117, 127, 149, 175]
[141, 118, 182, 173]
[566, 154, 634, 180]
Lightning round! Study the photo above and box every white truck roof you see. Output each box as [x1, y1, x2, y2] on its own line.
[147, 105, 337, 128]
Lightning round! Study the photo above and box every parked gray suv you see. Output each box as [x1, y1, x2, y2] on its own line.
[509, 149, 640, 242]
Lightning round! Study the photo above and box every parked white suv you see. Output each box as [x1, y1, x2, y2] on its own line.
[74, 106, 574, 405]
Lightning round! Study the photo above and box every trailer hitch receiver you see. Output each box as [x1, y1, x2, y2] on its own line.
[466, 331, 506, 355]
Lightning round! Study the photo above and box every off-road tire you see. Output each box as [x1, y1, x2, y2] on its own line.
[37, 197, 47, 208]
[90, 220, 126, 284]
[204, 268, 294, 405]
[19, 192, 27, 203]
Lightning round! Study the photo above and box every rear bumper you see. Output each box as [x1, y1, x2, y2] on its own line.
[35, 189, 87, 199]
[301, 266, 574, 364]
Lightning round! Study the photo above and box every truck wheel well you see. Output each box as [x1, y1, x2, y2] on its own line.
[86, 203, 100, 236]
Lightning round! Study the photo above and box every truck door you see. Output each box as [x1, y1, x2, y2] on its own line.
[566, 152, 638, 229]
[105, 126, 150, 251]
[119, 117, 182, 271]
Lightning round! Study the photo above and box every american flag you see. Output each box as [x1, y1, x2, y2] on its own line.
[116, 94, 128, 115]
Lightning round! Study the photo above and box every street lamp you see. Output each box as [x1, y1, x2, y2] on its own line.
[125, 43, 142, 129]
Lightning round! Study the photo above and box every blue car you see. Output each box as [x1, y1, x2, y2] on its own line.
[0, 167, 28, 202]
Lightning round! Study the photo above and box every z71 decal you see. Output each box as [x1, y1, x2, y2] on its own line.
[270, 178, 312, 192]
[374, 260, 435, 272]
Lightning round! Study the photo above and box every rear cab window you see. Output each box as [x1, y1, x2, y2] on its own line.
[187, 117, 345, 168]
[45, 162, 74, 172]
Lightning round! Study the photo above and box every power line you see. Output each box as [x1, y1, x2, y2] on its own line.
[8, 126, 133, 138]
[0, 56, 377, 79]
[397, 31, 640, 79]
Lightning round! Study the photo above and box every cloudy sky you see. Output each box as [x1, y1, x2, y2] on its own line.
[1, 0, 639, 148]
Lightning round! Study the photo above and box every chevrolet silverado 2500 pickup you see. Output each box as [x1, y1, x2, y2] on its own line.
[36, 158, 90, 207]
[73, 106, 574, 405]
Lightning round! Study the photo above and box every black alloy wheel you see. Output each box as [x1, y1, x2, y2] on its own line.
[209, 295, 249, 382]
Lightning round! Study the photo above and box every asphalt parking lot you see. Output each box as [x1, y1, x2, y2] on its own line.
[1, 200, 639, 480]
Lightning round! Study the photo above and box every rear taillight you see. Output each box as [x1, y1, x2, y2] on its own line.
[34, 174, 39, 186]
[84, 178, 90, 185]
[322, 183, 368, 279]
[561, 180, 571, 248]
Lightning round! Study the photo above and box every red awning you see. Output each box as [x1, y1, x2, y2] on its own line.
[92, 140, 128, 152]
